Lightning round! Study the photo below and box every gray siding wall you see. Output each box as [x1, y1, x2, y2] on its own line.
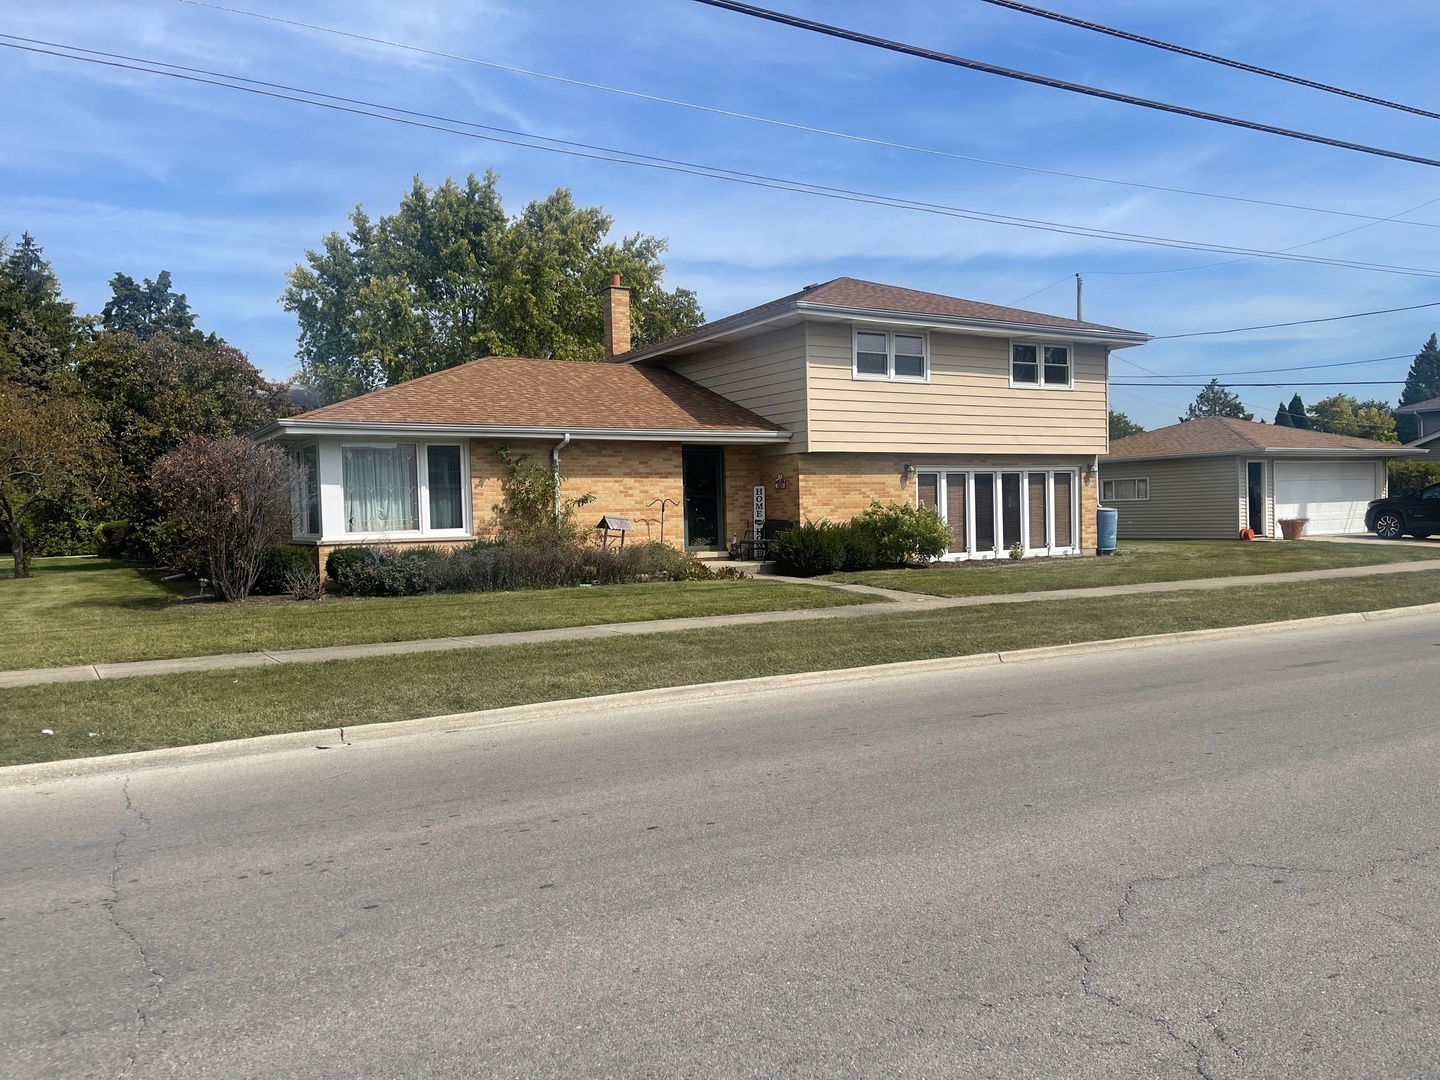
[1099, 456, 1240, 539]
[669, 323, 808, 454]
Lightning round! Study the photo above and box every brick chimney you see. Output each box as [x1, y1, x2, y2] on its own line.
[603, 273, 631, 359]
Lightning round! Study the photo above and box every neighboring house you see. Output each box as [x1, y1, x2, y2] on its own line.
[1395, 396, 1440, 454]
[1100, 417, 1427, 539]
[256, 276, 1150, 568]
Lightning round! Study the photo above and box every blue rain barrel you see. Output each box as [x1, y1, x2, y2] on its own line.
[1096, 507, 1119, 555]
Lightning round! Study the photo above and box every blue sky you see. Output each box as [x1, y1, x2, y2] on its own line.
[5, 0, 1440, 428]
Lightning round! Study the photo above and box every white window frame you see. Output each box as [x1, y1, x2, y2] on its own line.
[914, 467, 1080, 561]
[852, 327, 930, 383]
[290, 443, 321, 539]
[1009, 340, 1074, 390]
[1101, 477, 1149, 502]
[338, 440, 472, 540]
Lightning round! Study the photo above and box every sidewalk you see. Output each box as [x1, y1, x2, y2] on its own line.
[4, 558, 1440, 690]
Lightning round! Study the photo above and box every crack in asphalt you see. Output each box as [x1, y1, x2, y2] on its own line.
[1066, 859, 1343, 1080]
[1066, 848, 1434, 1079]
[102, 776, 162, 1078]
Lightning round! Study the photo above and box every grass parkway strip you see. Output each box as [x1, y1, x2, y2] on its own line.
[3, 541, 1433, 672]
[5, 570, 1440, 768]
[0, 559, 871, 671]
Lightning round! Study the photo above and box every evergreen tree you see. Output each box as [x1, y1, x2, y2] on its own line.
[1273, 401, 1293, 427]
[1182, 379, 1254, 421]
[1397, 334, 1440, 442]
[0, 233, 82, 389]
[1287, 393, 1310, 429]
[101, 270, 207, 345]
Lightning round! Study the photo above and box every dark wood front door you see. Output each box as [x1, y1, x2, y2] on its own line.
[682, 446, 724, 549]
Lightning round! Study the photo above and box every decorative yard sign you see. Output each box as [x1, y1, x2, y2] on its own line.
[753, 484, 766, 537]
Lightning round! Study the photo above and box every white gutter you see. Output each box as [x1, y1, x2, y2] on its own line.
[551, 432, 571, 517]
[254, 419, 792, 444]
[1103, 446, 1429, 463]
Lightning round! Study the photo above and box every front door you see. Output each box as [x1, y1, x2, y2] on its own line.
[682, 446, 724, 549]
[1247, 461, 1266, 535]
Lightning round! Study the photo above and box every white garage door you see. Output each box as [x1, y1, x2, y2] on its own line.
[1273, 461, 1380, 535]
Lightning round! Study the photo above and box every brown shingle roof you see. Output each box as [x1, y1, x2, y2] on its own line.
[799, 277, 1137, 333]
[298, 357, 786, 433]
[618, 276, 1144, 363]
[1106, 416, 1403, 459]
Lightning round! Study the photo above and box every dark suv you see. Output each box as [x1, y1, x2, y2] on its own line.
[1366, 482, 1440, 539]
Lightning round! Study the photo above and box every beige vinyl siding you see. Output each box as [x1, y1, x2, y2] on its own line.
[804, 321, 1109, 454]
[1100, 456, 1241, 539]
[668, 323, 808, 453]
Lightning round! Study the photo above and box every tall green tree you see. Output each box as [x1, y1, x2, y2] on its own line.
[1273, 401, 1293, 427]
[1397, 333, 1440, 442]
[75, 332, 293, 521]
[1182, 379, 1253, 421]
[284, 172, 703, 404]
[1288, 393, 1309, 428]
[0, 384, 110, 577]
[1307, 393, 1397, 442]
[0, 233, 82, 389]
[101, 270, 207, 344]
[1109, 411, 1145, 440]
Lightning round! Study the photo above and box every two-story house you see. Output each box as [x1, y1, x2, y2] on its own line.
[256, 277, 1150, 569]
[1396, 396, 1440, 454]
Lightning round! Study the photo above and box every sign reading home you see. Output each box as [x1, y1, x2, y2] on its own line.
[753, 485, 766, 536]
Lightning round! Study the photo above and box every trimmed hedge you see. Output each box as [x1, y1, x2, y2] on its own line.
[324, 541, 722, 597]
[770, 501, 951, 577]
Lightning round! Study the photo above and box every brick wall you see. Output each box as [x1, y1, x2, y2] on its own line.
[471, 438, 686, 548]
[791, 451, 1099, 551]
[721, 445, 763, 546]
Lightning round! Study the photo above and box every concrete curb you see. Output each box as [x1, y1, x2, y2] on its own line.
[6, 599, 1440, 789]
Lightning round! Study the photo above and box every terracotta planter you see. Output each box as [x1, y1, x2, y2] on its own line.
[1278, 518, 1308, 541]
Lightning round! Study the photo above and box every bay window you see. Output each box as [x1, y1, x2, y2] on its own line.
[340, 442, 468, 536]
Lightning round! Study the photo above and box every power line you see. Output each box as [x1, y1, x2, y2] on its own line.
[688, 0, 1440, 169]
[1155, 300, 1440, 339]
[172, 0, 1440, 232]
[1111, 354, 1412, 379]
[1085, 193, 1440, 278]
[981, 0, 1440, 123]
[1111, 385, 1405, 394]
[12, 36, 1440, 282]
[1009, 274, 1075, 305]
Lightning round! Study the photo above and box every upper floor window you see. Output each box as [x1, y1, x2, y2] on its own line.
[854, 330, 928, 381]
[1011, 343, 1072, 389]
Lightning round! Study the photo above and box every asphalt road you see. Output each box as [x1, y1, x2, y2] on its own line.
[4, 615, 1440, 1079]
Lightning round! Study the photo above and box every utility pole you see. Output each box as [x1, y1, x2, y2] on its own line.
[1076, 274, 1084, 322]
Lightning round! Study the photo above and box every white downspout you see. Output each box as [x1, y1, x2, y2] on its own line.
[551, 433, 571, 518]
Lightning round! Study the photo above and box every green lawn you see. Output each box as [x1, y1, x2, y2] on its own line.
[0, 557, 871, 671]
[827, 539, 1440, 597]
[5, 570, 1440, 767]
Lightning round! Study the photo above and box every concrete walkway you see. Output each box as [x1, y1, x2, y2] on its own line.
[5, 558, 1440, 690]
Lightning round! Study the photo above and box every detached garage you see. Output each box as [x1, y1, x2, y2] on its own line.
[1100, 417, 1425, 539]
